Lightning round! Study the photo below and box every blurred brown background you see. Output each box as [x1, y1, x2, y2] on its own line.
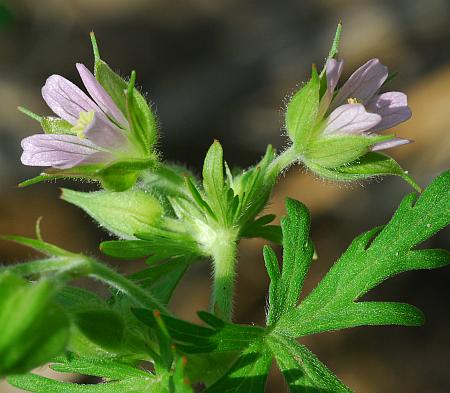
[0, 0, 449, 392]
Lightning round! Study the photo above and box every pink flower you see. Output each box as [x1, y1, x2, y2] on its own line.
[318, 58, 412, 151]
[21, 64, 134, 169]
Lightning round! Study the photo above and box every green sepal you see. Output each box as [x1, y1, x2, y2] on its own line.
[307, 152, 421, 192]
[99, 158, 157, 191]
[304, 134, 391, 169]
[90, 33, 158, 156]
[319, 22, 342, 97]
[286, 65, 320, 151]
[41, 117, 75, 135]
[61, 188, 163, 239]
[125, 70, 158, 155]
[0, 272, 70, 377]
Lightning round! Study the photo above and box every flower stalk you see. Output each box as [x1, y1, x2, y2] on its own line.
[210, 235, 238, 322]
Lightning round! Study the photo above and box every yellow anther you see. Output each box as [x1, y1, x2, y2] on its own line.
[71, 110, 95, 138]
[347, 97, 360, 105]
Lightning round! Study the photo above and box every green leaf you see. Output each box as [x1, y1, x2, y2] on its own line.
[74, 309, 126, 351]
[275, 171, 450, 337]
[130, 258, 191, 304]
[265, 199, 314, 325]
[286, 66, 320, 151]
[1, 234, 73, 257]
[61, 188, 163, 239]
[0, 273, 70, 376]
[133, 309, 265, 354]
[50, 355, 151, 380]
[203, 340, 272, 393]
[268, 334, 351, 393]
[8, 374, 152, 393]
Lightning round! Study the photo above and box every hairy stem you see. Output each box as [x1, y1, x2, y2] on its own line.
[3, 255, 166, 312]
[88, 259, 164, 310]
[211, 236, 238, 322]
[267, 146, 299, 180]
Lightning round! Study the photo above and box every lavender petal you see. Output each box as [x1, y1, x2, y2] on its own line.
[371, 137, 412, 152]
[84, 112, 128, 150]
[20, 134, 112, 169]
[42, 75, 101, 125]
[76, 63, 128, 128]
[318, 58, 344, 118]
[366, 92, 412, 132]
[323, 103, 382, 135]
[331, 59, 388, 109]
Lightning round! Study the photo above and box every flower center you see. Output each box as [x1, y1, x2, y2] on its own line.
[71, 111, 95, 138]
[347, 97, 361, 105]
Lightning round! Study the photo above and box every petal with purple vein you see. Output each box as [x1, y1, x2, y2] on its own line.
[323, 103, 381, 135]
[76, 63, 128, 128]
[318, 58, 344, 118]
[371, 137, 412, 152]
[366, 92, 412, 132]
[84, 112, 128, 150]
[42, 75, 101, 125]
[20, 134, 111, 169]
[331, 59, 388, 109]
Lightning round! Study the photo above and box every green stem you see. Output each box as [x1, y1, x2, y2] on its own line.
[266, 146, 299, 180]
[211, 236, 238, 322]
[3, 255, 166, 313]
[88, 259, 164, 310]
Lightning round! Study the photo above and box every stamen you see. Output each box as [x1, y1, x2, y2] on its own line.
[71, 110, 95, 138]
[347, 97, 360, 105]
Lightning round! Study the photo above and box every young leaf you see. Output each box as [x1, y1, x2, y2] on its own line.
[202, 140, 226, 223]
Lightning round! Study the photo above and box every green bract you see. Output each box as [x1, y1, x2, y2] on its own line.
[62, 188, 163, 239]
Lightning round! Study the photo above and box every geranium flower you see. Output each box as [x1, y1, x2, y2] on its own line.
[21, 64, 136, 169]
[318, 58, 412, 151]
